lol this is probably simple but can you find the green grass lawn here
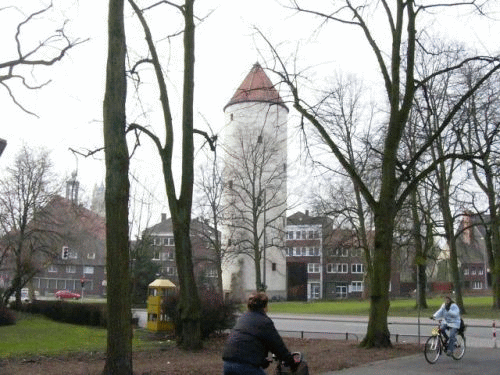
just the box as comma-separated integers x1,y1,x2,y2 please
268,296,500,320
1,296,498,359
0,312,170,359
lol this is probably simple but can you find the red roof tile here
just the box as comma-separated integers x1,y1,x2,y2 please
224,62,288,111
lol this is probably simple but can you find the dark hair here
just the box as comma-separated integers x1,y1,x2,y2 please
247,291,268,312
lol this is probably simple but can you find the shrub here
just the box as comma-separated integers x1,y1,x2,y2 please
20,300,107,327
162,289,238,340
0,304,16,326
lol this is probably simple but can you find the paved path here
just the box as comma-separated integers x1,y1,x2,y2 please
322,347,499,374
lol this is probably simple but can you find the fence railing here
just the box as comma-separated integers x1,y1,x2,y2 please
272,316,499,347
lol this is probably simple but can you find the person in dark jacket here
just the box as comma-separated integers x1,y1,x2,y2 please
223,291,298,374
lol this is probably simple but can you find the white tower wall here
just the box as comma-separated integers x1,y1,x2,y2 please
221,99,288,301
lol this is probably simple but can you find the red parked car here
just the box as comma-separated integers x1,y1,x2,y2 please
55,290,81,300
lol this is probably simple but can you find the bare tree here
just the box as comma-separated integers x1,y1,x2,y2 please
223,124,288,292
0,2,85,116
127,0,215,350
308,75,377,298
459,67,500,309
264,0,500,347
0,146,60,306
102,0,132,372
193,148,227,295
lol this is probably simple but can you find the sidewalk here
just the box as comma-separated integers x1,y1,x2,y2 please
322,347,499,375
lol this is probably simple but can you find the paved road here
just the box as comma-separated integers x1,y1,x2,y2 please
131,310,500,373
322,347,499,375
268,314,498,348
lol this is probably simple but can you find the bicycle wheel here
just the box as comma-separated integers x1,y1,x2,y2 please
451,333,466,360
424,335,441,364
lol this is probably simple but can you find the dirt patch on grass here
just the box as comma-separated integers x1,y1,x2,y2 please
0,335,420,374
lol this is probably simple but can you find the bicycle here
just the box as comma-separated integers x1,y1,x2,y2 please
424,318,466,364
270,352,309,374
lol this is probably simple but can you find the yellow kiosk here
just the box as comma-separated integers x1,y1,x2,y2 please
146,278,176,332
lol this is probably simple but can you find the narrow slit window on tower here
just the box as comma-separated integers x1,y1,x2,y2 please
257,135,263,144
230,113,234,121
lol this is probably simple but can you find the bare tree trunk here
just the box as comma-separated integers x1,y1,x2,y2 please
103,0,132,373
361,211,393,348
172,212,202,350
411,188,428,309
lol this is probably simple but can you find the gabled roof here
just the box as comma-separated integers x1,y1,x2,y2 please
456,212,488,263
224,62,288,112
143,215,218,238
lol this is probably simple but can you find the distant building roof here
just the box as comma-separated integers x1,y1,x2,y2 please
456,212,488,263
143,214,218,238
287,211,332,227
224,62,288,112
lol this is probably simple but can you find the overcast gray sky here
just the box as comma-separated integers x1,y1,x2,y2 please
2,0,499,230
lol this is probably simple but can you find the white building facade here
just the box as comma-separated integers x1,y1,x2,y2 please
221,63,288,301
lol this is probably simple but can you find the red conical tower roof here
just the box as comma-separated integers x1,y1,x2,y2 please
224,63,288,112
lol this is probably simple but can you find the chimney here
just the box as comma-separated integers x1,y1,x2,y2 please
305,210,309,217
161,213,167,222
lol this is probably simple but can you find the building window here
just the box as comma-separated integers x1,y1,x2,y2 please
302,231,307,239
293,247,300,256
66,266,76,274
48,265,58,273
68,249,78,259
87,252,96,259
472,281,483,289
471,267,476,275
351,264,364,274
307,263,321,273
205,269,217,278
296,231,301,239
327,263,348,273
169,237,175,245
350,281,364,292
287,231,293,239
152,251,160,260
351,248,363,257
308,231,314,239
272,262,277,271
83,266,94,274
301,247,307,256
478,267,484,275
165,267,176,276
463,268,469,275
